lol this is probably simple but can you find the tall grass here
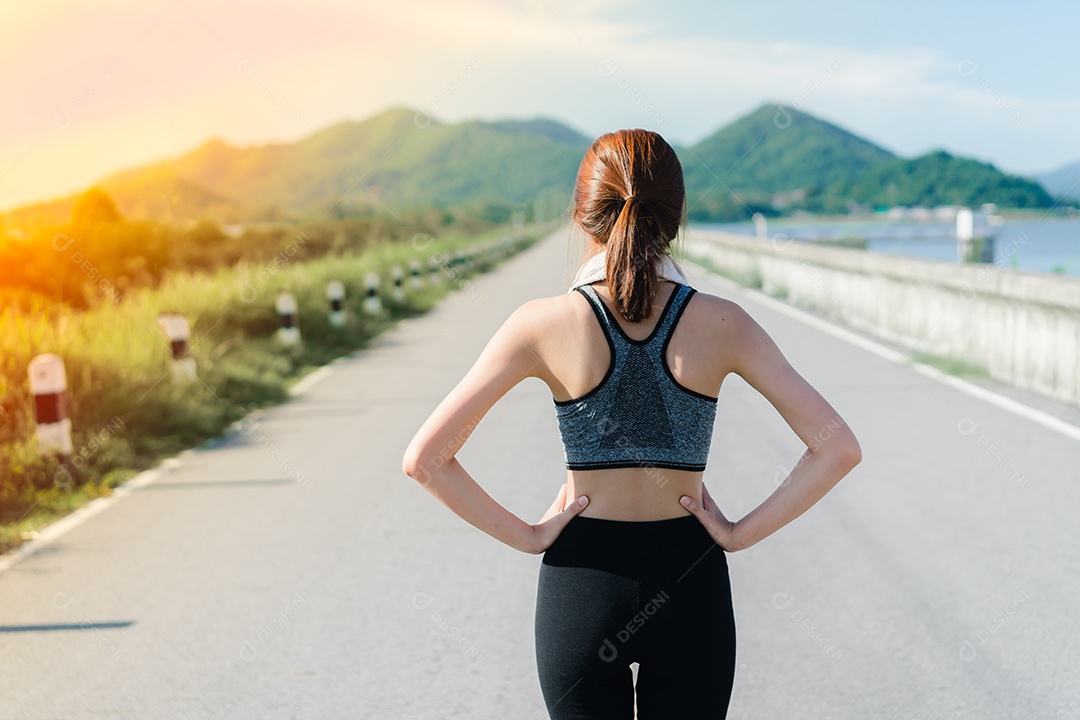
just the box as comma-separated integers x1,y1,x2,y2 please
0,225,544,553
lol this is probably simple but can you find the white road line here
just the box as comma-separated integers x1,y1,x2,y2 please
288,364,335,396
688,256,1080,445
0,461,171,576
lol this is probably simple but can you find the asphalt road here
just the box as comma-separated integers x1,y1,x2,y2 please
1,225,1077,719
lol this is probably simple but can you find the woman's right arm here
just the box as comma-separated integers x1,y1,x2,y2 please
681,300,862,551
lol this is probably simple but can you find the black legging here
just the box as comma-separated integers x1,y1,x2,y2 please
535,514,737,719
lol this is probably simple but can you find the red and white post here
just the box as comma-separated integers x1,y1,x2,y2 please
391,265,405,301
156,312,197,383
410,258,423,289
326,280,346,328
28,354,73,456
275,291,301,345
363,272,381,315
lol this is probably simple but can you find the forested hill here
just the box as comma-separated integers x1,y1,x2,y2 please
3,108,593,227
678,104,1054,218
3,104,1058,228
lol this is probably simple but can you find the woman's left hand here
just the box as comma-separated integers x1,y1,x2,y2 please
680,483,745,552
527,483,589,554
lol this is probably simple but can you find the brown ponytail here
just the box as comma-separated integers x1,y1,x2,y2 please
572,129,684,322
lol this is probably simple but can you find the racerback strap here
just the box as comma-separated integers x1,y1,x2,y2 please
577,283,691,349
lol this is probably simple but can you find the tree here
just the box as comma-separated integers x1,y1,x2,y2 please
71,187,122,227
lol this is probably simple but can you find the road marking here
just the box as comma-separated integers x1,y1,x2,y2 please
0,461,171,576
688,258,1080,445
288,364,335,396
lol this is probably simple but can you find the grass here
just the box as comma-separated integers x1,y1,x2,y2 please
0,223,548,555
767,284,790,300
910,352,990,379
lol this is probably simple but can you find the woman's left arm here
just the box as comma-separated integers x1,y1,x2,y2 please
401,299,588,554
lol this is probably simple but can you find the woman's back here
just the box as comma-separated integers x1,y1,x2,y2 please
528,276,742,520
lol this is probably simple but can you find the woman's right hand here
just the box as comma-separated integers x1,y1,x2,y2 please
680,484,747,552
528,483,589,554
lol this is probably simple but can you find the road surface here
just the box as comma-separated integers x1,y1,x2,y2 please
1,225,1077,719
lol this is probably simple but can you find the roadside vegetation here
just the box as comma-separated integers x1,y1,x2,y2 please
0,188,550,554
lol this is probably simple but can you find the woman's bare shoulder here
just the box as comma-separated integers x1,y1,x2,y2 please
683,288,754,338
527,290,590,317
502,292,587,342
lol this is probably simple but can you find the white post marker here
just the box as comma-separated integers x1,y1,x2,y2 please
429,255,442,284
392,265,405,300
28,354,74,456
410,258,423,289
753,212,767,241
275,291,301,345
956,207,974,262
363,272,382,315
155,312,197,383
326,280,346,328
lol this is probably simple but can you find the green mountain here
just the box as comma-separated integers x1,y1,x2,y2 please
846,150,1054,209
169,108,592,215
4,107,591,227
2,103,1059,229
680,103,1054,218
680,104,893,196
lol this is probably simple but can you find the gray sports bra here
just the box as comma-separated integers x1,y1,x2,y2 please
553,282,718,471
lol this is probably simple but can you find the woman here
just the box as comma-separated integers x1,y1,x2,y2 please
402,129,862,718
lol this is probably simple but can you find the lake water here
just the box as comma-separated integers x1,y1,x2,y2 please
694,217,1080,277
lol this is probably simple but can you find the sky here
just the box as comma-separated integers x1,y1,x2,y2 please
2,0,1078,211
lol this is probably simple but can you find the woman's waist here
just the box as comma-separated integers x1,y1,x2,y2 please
567,468,702,522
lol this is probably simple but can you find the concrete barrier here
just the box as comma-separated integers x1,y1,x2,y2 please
683,227,1080,407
